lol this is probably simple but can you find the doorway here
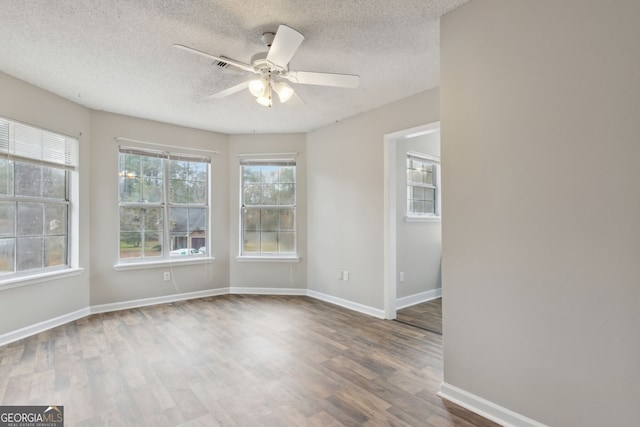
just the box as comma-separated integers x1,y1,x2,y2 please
384,122,442,332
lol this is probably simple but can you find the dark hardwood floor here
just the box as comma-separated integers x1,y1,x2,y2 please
396,298,443,334
0,295,495,426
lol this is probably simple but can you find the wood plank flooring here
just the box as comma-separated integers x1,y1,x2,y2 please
396,298,443,334
0,295,496,426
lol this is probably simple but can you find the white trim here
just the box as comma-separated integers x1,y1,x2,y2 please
396,288,442,310
404,216,441,223
115,137,220,155
113,257,215,271
384,121,441,320
0,307,90,347
229,287,307,295
0,287,388,348
0,268,84,291
235,256,300,263
306,290,385,319
236,152,298,158
91,288,229,314
438,383,548,427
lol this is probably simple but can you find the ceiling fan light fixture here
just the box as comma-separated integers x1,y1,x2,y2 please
249,78,267,98
256,84,273,107
273,81,294,103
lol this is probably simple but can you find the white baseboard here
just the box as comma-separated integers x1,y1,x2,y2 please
90,287,230,314
396,287,442,310
1,287,384,347
306,290,385,319
438,382,547,427
0,307,91,347
229,287,307,296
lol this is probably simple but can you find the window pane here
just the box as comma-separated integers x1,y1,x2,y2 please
120,233,142,258
169,160,208,204
0,202,15,237
278,232,295,253
17,237,43,271
261,232,277,252
169,207,188,232
119,207,163,258
243,231,260,253
0,159,14,196
261,209,277,231
188,181,207,204
168,207,205,255
262,184,278,205
42,167,66,199
143,232,162,258
261,166,278,184
120,207,144,232
119,176,141,202
244,183,261,205
243,166,261,184
244,208,260,231
279,166,295,183
45,235,66,267
0,238,15,274
45,204,67,235
278,209,295,231
15,162,42,197
188,208,206,232
17,203,43,236
278,184,295,205
142,177,163,203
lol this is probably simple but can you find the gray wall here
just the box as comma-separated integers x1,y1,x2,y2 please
441,0,640,425
89,111,230,305
396,132,441,300
228,133,307,290
307,89,440,310
0,72,91,335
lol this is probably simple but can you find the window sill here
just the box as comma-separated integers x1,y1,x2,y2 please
114,257,216,271
0,267,85,291
236,255,300,263
404,216,442,223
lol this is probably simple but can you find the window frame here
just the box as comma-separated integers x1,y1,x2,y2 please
116,145,212,266
238,158,299,261
405,151,441,222
0,116,81,288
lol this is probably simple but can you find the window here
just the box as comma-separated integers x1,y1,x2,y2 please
118,147,210,261
0,117,78,279
407,152,440,218
240,159,296,257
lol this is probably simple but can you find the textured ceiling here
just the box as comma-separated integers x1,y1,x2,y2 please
0,0,466,134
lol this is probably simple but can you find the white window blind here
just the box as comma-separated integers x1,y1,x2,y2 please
0,117,78,169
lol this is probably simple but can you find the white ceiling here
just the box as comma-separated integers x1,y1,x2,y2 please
0,0,466,134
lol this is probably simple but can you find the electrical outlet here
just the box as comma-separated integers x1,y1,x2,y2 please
399,272,405,282
343,271,349,281
163,272,170,281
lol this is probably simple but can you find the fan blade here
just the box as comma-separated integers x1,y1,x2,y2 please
286,71,360,88
173,44,255,73
266,25,304,69
211,81,250,98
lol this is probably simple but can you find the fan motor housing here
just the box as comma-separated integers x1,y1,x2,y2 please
251,52,287,75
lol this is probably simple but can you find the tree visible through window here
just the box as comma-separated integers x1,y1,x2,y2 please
241,160,296,256
118,147,209,260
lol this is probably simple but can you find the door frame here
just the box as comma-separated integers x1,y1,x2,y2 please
383,121,440,319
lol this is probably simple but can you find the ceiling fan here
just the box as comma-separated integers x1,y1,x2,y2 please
174,24,360,107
